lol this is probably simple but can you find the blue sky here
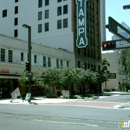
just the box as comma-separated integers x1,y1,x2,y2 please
106,0,130,40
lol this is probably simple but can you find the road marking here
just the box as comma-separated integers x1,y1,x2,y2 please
33,119,99,127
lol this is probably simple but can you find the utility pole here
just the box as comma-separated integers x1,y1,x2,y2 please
22,24,32,102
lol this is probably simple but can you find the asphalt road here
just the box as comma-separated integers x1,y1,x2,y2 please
0,104,129,130
96,94,130,103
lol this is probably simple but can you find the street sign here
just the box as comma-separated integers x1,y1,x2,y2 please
75,0,88,48
25,93,31,101
102,38,130,51
106,17,130,43
116,40,130,49
26,72,33,76
107,73,116,79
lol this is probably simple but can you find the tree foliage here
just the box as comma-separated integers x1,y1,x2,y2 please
121,49,130,77
101,58,110,72
120,80,130,88
18,66,108,88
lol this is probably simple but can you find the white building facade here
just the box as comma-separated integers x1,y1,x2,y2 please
0,34,75,75
0,0,74,52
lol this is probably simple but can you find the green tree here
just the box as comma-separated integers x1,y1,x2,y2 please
41,68,62,87
60,67,76,90
101,58,110,89
101,58,110,73
121,49,130,77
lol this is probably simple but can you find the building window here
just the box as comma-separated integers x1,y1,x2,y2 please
1,49,5,62
38,11,42,20
38,0,42,8
63,5,68,14
63,18,68,28
57,6,62,16
8,50,13,62
83,49,86,56
56,59,59,68
21,52,24,61
78,48,80,55
57,20,62,29
57,0,62,2
14,18,18,26
45,0,49,6
60,60,63,67
34,55,37,63
48,57,51,67
45,22,49,32
45,10,49,19
38,24,42,33
43,56,46,67
14,29,18,37
15,6,18,14
2,9,7,17
77,61,80,68
67,61,69,67
98,65,100,71
88,63,90,69
15,0,18,2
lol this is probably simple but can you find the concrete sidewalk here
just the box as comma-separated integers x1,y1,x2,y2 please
0,98,84,105
0,94,120,105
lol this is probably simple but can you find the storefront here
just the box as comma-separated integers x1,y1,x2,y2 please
0,73,19,98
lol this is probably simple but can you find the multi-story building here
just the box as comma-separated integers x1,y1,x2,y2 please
0,0,105,71
0,34,75,97
102,22,129,90
0,0,106,96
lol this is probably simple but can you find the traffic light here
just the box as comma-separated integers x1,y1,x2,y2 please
25,62,30,71
102,40,116,51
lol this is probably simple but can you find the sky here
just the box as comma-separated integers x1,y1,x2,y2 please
106,0,130,40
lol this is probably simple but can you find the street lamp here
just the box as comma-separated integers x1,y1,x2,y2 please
123,5,130,10
22,24,32,102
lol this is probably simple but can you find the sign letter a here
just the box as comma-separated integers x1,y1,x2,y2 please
79,37,85,46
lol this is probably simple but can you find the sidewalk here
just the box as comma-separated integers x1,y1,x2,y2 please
0,94,120,105
0,98,84,105
0,93,128,107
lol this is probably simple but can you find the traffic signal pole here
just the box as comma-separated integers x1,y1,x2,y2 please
28,26,31,102
23,24,32,103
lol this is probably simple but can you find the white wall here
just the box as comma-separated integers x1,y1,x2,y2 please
0,34,75,74
0,0,74,52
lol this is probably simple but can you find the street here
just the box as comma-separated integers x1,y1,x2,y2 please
0,100,130,130
96,94,130,103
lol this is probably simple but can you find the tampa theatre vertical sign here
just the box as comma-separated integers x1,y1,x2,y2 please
76,0,88,48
